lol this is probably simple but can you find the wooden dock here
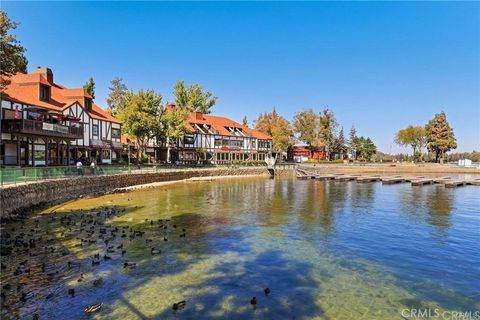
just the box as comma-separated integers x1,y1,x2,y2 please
356,175,381,183
296,169,479,188
381,176,404,185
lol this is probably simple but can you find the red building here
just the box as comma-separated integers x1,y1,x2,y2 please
287,143,327,163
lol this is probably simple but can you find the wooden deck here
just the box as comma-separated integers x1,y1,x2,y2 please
296,169,479,188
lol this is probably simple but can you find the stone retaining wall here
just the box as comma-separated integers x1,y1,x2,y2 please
0,167,272,219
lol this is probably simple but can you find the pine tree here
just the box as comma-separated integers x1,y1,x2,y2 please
356,136,377,161
242,116,249,127
348,125,358,159
83,77,95,99
425,112,457,163
106,77,128,115
332,127,347,158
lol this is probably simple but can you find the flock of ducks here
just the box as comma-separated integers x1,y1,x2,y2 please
0,205,272,319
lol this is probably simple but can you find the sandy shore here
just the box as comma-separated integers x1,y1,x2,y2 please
114,173,270,191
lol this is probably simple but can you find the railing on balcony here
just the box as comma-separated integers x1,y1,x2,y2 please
1,119,83,139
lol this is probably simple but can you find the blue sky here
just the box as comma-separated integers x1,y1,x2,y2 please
3,1,479,153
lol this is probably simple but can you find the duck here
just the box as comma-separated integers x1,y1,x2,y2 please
172,300,186,311
150,248,161,255
264,288,271,296
92,260,100,266
21,291,34,302
68,288,75,297
84,303,102,314
93,278,103,287
250,297,257,306
77,273,84,282
103,254,112,260
123,262,136,269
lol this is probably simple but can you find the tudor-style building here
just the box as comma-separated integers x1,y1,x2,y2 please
0,67,122,166
156,104,273,164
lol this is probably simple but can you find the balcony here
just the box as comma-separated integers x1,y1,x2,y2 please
1,119,83,139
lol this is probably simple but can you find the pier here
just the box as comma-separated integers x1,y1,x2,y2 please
296,169,479,188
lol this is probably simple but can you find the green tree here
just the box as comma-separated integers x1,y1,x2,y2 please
394,125,427,161
425,112,457,163
292,109,320,146
348,125,359,159
254,108,293,152
155,106,189,162
0,10,28,90
242,116,249,127
332,127,347,158
174,80,217,113
83,77,95,99
116,89,162,160
106,77,128,116
356,136,377,161
318,108,338,160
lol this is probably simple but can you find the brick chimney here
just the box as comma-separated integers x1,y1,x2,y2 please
33,66,53,84
194,112,203,120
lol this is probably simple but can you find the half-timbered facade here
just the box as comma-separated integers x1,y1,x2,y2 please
0,67,122,166
159,105,273,164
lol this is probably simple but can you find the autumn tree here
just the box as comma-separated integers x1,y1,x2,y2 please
292,109,320,146
394,125,427,161
425,112,457,163
83,77,95,99
116,89,162,160
0,10,28,90
318,108,338,160
106,77,128,116
254,108,293,152
174,80,217,114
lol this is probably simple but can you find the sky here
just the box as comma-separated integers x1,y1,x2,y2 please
3,1,479,153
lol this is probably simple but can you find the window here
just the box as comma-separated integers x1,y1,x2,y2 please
215,138,223,146
184,135,195,144
112,128,120,139
34,150,45,161
40,85,50,101
92,124,99,136
258,140,271,149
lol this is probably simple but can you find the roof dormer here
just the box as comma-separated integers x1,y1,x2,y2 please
39,84,51,101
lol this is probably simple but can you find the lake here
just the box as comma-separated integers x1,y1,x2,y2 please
1,177,479,319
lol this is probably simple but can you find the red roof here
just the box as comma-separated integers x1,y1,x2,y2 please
187,112,271,140
1,69,120,124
